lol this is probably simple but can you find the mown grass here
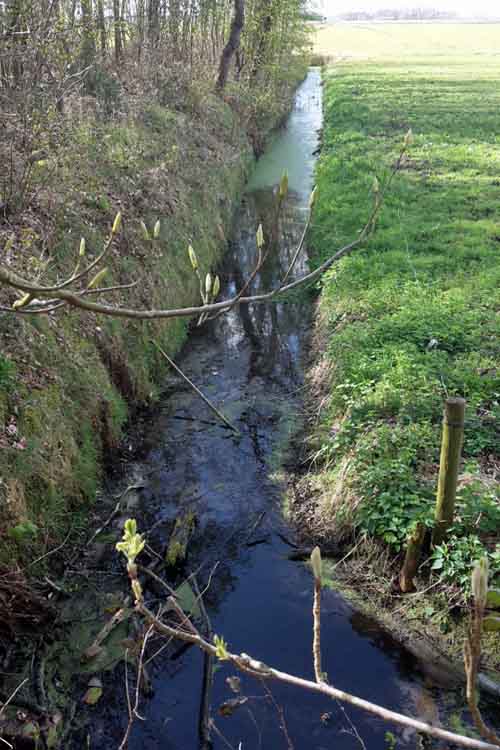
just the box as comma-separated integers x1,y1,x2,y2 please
309,54,500,591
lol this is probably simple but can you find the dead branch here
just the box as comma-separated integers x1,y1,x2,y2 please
153,341,240,434
136,599,500,750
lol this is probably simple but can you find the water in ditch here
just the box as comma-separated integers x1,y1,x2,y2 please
75,69,498,750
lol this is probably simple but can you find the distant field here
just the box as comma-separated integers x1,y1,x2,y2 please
313,22,500,62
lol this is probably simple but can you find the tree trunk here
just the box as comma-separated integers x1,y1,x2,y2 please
215,0,244,93
148,0,160,46
96,0,107,57
80,0,96,91
251,0,272,80
113,0,123,61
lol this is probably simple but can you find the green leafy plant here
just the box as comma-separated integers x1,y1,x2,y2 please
430,536,498,591
8,520,39,545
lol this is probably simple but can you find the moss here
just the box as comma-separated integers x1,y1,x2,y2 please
0,66,303,568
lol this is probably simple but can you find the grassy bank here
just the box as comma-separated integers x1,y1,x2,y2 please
0,66,306,575
300,29,500,659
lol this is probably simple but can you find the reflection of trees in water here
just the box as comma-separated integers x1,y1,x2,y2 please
222,188,309,383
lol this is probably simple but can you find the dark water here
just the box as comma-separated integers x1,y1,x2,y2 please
82,70,494,750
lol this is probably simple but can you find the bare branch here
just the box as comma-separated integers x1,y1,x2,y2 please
136,601,500,750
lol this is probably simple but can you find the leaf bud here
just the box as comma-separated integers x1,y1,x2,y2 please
213,275,220,298
256,224,264,249
88,267,108,289
310,546,322,581
188,244,198,271
205,273,212,296
140,220,150,241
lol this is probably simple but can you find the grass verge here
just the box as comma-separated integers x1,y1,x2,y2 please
298,53,500,666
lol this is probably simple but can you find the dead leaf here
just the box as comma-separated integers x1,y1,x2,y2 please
218,697,248,717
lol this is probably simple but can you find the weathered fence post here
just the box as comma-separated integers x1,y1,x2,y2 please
431,397,466,548
399,522,425,593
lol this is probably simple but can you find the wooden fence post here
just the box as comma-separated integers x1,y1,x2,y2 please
431,397,466,548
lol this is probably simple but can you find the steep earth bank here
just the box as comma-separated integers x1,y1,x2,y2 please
0,68,305,581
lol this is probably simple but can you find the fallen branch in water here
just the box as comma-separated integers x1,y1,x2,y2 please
153,341,240,435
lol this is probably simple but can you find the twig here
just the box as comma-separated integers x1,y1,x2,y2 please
312,575,322,683
82,602,132,661
119,624,154,750
0,678,28,718
0,141,406,320
153,341,240,434
136,601,500,750
464,578,500,747
261,681,294,750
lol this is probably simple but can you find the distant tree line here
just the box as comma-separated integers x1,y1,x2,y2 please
0,0,309,219
0,0,309,133
338,7,458,21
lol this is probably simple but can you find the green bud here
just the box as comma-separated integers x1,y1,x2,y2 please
88,267,108,289
112,212,122,234
214,634,229,661
153,220,161,239
12,293,31,310
79,238,86,257
140,220,150,241
310,546,322,581
372,176,380,194
279,171,289,199
188,244,198,271
205,272,212,296
404,128,414,147
309,186,317,209
116,518,145,564
132,579,143,602
213,275,220,298
256,224,264,249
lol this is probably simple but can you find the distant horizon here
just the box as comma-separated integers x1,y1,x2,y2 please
315,1,499,20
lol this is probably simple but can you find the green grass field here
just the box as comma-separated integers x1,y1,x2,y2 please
309,27,500,593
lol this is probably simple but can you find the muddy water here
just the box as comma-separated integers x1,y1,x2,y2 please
80,70,490,749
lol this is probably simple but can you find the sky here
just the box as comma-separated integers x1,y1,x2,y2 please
320,0,498,16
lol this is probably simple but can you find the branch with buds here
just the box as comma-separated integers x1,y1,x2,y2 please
464,558,500,747
115,518,500,750
0,132,413,321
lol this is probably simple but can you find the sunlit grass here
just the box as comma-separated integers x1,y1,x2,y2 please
310,48,500,583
